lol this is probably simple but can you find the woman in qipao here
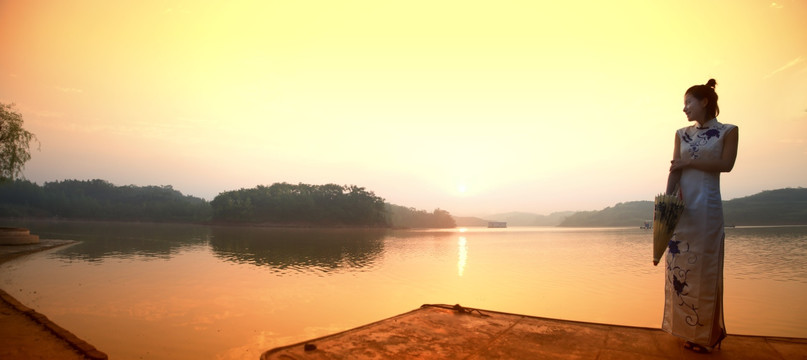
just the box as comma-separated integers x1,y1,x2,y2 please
663,79,739,353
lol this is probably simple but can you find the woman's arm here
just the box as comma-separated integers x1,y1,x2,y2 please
666,133,682,195
670,127,739,173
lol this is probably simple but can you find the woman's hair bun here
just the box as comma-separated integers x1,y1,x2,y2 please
706,79,717,88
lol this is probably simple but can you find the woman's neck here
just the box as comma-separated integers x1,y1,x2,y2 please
695,117,713,128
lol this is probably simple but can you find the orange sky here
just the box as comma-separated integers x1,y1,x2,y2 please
1,0,805,216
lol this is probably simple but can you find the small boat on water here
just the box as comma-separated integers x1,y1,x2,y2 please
487,221,507,228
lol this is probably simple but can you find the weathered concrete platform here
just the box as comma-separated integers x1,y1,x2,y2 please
0,227,40,245
262,304,807,359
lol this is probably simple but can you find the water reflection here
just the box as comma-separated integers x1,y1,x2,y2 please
0,220,210,262
726,226,807,283
457,236,467,277
2,223,806,359
209,227,387,274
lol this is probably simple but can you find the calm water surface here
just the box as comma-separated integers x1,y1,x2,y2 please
1,220,806,359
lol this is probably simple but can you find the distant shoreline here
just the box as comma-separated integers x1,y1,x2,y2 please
5,217,806,233
0,217,430,231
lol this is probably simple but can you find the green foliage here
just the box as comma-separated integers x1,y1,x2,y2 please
210,183,389,227
385,204,456,228
0,179,458,228
0,179,212,222
0,103,37,182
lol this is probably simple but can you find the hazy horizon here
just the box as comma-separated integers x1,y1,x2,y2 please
2,1,805,217
9,177,803,219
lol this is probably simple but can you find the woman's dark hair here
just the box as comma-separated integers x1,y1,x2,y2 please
685,79,719,120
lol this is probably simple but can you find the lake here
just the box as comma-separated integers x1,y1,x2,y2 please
1,220,806,359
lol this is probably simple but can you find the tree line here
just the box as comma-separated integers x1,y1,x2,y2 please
0,179,456,228
0,179,211,222
211,183,388,226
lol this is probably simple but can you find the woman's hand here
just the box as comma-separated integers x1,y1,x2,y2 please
670,158,691,172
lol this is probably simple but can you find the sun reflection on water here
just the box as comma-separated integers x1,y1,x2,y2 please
458,236,467,277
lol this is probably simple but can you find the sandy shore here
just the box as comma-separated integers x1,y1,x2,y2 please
0,239,108,360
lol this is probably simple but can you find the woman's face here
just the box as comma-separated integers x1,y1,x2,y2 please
683,94,707,122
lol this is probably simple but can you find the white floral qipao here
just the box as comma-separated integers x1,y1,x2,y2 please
662,118,736,346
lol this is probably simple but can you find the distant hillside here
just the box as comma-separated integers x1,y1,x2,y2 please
386,204,456,228
558,201,652,227
722,188,807,226
558,187,807,227
453,211,576,227
485,211,575,226
453,216,490,227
